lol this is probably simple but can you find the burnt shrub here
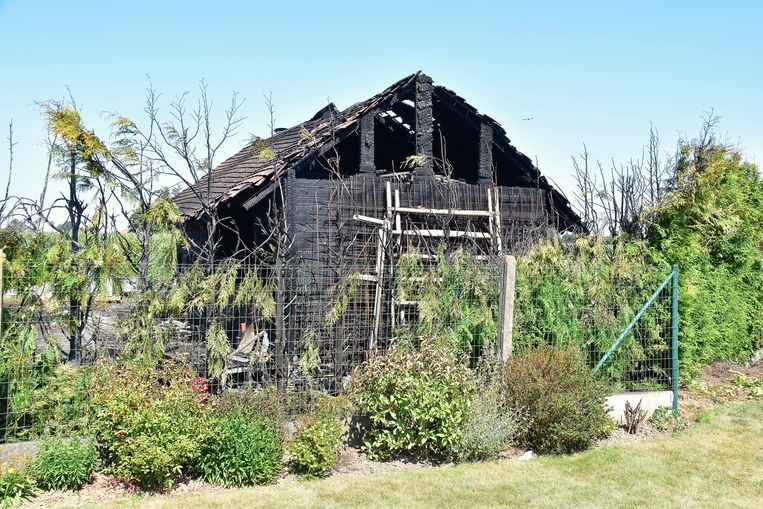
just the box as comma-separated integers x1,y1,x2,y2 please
503,346,612,454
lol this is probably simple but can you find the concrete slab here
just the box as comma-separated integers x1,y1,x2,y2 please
0,440,38,469
605,391,673,424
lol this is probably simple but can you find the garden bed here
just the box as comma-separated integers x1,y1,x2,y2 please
6,355,760,509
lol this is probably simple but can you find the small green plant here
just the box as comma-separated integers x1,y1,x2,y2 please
88,361,210,489
195,411,283,486
31,435,98,491
503,346,612,454
0,463,36,509
351,342,473,460
649,406,678,431
732,371,763,398
289,396,348,478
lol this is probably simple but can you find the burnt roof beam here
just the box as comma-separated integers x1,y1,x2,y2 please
360,109,376,173
478,122,494,187
414,74,434,177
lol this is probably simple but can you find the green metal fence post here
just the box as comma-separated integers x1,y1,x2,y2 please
671,264,679,416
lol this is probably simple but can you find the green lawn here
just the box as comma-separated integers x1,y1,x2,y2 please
80,402,762,509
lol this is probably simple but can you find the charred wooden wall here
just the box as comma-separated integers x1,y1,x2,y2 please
278,173,558,389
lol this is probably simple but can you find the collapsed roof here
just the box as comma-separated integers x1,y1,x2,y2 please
174,72,580,228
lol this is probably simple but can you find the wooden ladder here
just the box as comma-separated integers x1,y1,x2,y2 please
353,181,503,354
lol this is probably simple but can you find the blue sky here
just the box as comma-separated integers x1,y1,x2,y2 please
0,0,761,202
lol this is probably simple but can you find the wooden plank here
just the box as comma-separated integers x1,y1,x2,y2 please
360,110,376,173
353,213,385,226
478,122,494,187
391,206,493,217
394,189,402,232
241,182,276,210
494,187,503,254
392,229,493,239
414,74,434,175
370,218,389,354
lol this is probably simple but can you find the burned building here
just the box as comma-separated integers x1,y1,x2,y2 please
173,72,581,389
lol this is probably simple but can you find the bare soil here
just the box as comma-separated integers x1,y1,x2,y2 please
600,421,665,446
21,474,220,509
678,358,762,421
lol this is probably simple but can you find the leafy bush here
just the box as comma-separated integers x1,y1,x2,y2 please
195,411,282,486
289,396,348,478
352,343,473,460
26,365,92,437
88,361,209,489
0,321,58,440
0,463,35,509
457,364,521,461
503,346,612,454
31,436,98,491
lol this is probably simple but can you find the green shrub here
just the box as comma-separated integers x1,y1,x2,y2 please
457,365,521,461
0,464,36,509
289,396,348,478
31,435,98,491
26,365,92,437
650,142,763,378
648,406,678,431
352,343,473,460
195,411,282,486
503,346,612,454
211,385,286,434
88,361,209,489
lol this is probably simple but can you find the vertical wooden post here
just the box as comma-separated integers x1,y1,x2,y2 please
359,110,376,173
414,74,434,176
478,122,494,187
498,255,516,362
274,247,286,392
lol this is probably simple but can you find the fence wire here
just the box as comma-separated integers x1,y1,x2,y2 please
0,251,677,442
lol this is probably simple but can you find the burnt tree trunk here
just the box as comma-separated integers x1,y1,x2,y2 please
67,151,82,364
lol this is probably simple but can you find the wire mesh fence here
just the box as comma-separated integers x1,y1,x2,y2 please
514,263,677,393
0,246,678,442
